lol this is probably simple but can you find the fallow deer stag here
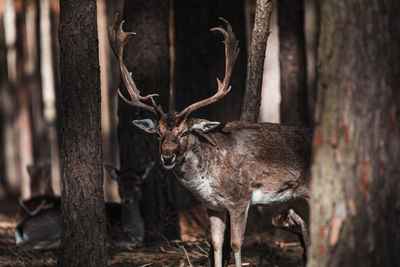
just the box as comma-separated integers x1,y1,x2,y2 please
14,163,154,249
110,15,312,266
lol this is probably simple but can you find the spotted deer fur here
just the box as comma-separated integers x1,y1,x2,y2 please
110,15,312,266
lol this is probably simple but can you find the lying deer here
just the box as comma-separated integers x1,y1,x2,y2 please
110,16,311,267
17,164,60,219
14,163,153,250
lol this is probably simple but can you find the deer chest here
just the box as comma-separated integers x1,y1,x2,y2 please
176,152,225,210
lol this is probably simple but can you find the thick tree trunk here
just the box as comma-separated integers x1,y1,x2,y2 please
309,1,400,266
119,0,179,241
278,0,309,127
58,1,106,266
175,0,247,122
241,0,272,123
174,0,248,244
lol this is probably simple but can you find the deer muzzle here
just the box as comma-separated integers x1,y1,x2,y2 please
161,153,176,169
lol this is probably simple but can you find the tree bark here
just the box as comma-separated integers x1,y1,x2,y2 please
119,0,179,241
240,0,272,123
58,0,106,266
278,0,310,127
309,1,400,266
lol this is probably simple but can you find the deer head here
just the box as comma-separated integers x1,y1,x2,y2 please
109,15,239,169
104,162,154,204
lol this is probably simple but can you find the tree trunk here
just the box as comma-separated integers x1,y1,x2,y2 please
174,0,248,244
119,0,179,241
0,2,8,199
16,0,34,200
58,0,106,266
240,0,272,123
309,1,400,266
1,0,21,197
175,0,247,122
25,0,49,171
278,0,309,127
97,0,119,202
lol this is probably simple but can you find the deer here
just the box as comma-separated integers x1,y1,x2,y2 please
14,163,154,250
17,164,60,219
109,15,312,267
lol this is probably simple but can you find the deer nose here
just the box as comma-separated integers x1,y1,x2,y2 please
161,153,176,165
122,198,134,205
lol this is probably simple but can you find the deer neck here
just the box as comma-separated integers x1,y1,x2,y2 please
121,202,144,235
174,133,217,179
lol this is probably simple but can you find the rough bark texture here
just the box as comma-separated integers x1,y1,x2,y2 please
119,0,179,241
58,1,106,266
278,0,310,127
309,1,400,266
241,0,272,123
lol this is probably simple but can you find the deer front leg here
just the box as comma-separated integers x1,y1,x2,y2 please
208,209,226,267
229,205,249,267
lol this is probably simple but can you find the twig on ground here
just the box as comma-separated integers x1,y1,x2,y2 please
180,245,193,267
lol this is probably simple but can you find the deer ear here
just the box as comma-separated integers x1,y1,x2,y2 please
135,162,155,181
132,119,158,134
190,119,220,133
141,162,155,181
104,165,120,180
27,164,36,177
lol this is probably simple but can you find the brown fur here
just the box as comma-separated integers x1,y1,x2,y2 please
136,116,312,267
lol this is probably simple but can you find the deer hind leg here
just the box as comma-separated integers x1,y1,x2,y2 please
229,205,249,267
207,209,226,267
272,209,309,263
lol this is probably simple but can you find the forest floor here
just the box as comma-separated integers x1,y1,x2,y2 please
0,200,303,267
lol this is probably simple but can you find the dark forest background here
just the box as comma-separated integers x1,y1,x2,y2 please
0,0,399,266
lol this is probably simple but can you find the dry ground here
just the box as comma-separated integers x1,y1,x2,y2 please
0,201,303,266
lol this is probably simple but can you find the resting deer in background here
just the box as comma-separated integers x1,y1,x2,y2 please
17,164,60,219
110,16,312,267
14,163,154,250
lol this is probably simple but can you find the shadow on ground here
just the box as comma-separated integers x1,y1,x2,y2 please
0,201,303,266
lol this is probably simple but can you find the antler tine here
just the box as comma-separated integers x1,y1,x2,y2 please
109,14,161,116
177,18,239,119
151,97,166,118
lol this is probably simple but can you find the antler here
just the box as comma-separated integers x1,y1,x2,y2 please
109,14,165,118
176,18,240,119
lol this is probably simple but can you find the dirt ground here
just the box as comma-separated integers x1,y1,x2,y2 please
0,201,303,267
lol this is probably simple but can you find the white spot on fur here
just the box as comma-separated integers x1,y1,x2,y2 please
251,189,294,205
33,240,60,250
178,151,222,209
220,149,227,157
14,230,24,245
191,121,220,132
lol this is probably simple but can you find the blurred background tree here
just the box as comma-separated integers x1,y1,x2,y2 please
309,0,400,266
